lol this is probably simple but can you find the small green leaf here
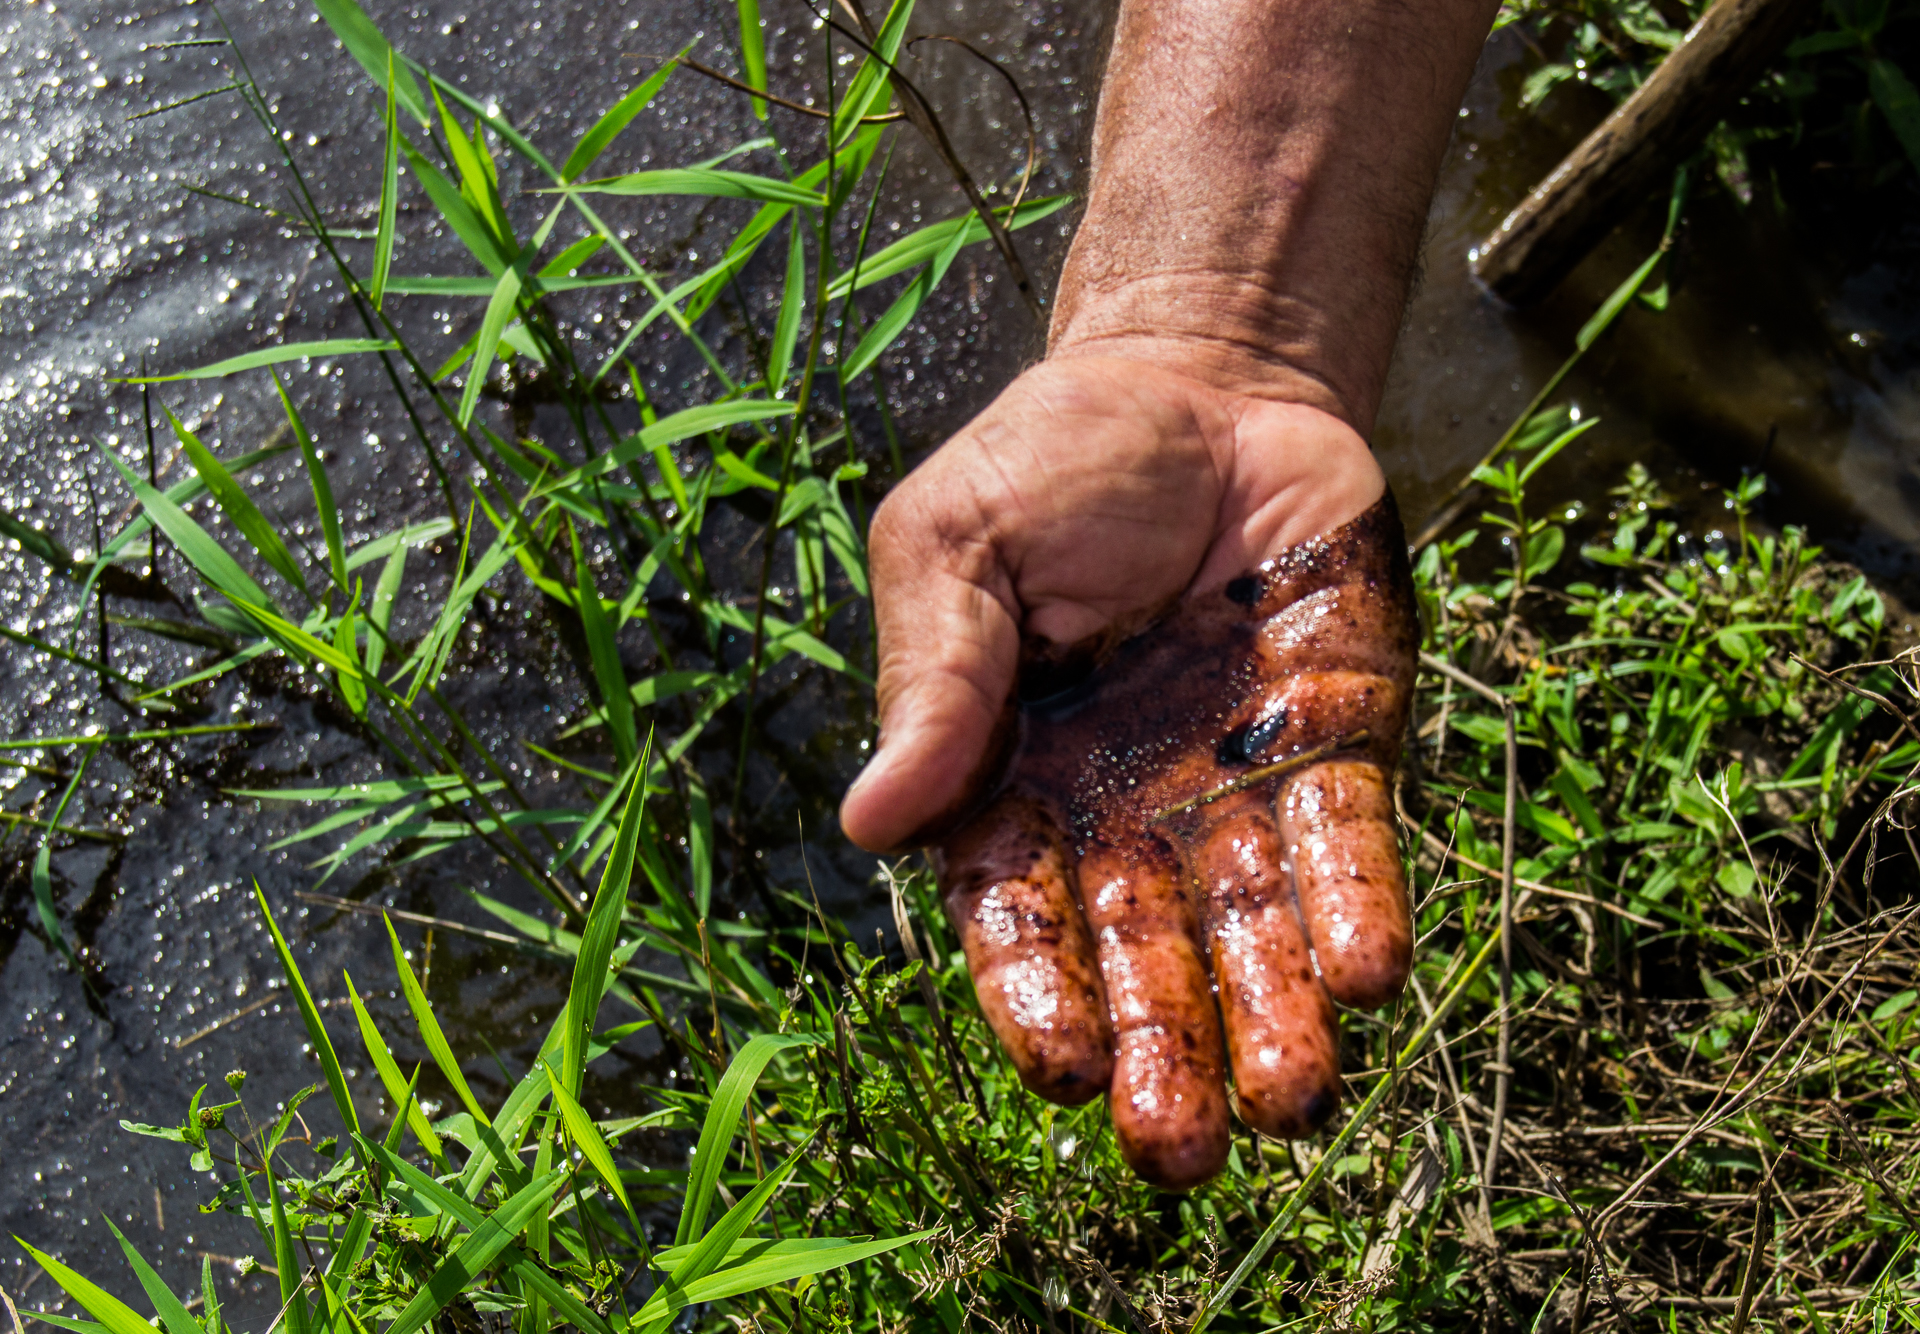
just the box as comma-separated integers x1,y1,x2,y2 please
1869,58,1920,174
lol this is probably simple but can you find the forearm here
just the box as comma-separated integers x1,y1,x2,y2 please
1049,0,1498,435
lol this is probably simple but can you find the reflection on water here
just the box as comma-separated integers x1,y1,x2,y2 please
3,0,1918,1308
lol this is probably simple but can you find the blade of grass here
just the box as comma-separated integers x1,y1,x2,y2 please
165,406,307,598
14,1241,163,1334
94,442,278,615
540,1060,640,1230
736,0,768,118
344,971,447,1167
563,48,688,182
384,913,491,1126
120,340,400,383
563,755,649,1096
568,519,637,767
675,1032,823,1247
839,218,969,382
253,883,361,1146
30,746,95,976
274,371,347,595
311,0,428,124
556,168,826,206
767,218,805,392
369,54,401,309
382,1170,566,1334
100,1220,202,1334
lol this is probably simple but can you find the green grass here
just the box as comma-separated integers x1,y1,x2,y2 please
5,1,1920,1331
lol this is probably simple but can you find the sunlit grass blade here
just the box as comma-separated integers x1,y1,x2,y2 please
557,168,827,206
344,971,447,1166
541,1059,639,1229
311,0,428,124
767,218,804,392
102,1218,202,1334
166,406,307,598
830,0,915,144
370,54,401,308
31,748,93,976
433,86,514,251
458,263,524,427
651,1228,937,1321
537,400,796,495
675,1032,823,1246
365,541,405,679
736,0,768,118
1576,247,1663,352
15,1239,167,1334
96,443,278,615
384,913,492,1125
262,1153,310,1334
120,339,399,383
563,47,688,182
400,139,509,275
825,194,1070,299
563,755,649,1096
569,520,637,766
273,370,347,595
253,884,360,1146
840,220,970,382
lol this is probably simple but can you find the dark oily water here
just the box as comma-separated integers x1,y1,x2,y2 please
4,0,1920,1315
0,0,1099,1308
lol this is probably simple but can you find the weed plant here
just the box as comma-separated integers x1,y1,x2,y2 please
4,1,1919,1332
1496,0,1920,202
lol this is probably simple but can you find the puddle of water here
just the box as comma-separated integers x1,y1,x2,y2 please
0,0,1101,1309
5,0,1919,1314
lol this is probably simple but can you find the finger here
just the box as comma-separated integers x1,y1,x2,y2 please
1190,795,1342,1139
1279,761,1412,1011
841,484,1020,854
934,791,1114,1105
1078,834,1229,1190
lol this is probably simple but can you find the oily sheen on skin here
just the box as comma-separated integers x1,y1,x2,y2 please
932,496,1419,1190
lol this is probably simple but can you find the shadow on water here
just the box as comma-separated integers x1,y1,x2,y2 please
2,0,1917,1315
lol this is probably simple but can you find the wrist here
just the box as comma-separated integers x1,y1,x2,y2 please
1046,268,1388,437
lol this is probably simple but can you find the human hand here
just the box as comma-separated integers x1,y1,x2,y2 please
839,354,1419,1189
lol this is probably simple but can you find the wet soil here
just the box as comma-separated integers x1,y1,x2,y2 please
3,0,1918,1317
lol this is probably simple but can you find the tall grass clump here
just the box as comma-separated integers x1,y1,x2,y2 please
4,1,1919,1331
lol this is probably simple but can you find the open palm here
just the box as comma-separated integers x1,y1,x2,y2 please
840,354,1417,1188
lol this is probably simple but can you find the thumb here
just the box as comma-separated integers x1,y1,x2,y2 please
839,503,1021,853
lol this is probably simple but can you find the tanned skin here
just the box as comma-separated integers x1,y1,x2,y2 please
838,0,1501,1188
